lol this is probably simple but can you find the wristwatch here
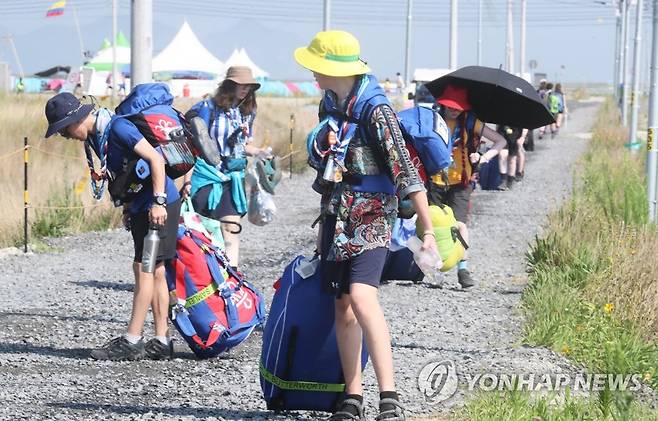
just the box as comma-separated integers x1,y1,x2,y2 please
153,195,167,207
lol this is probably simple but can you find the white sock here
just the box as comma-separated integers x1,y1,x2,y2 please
124,333,142,344
155,336,170,345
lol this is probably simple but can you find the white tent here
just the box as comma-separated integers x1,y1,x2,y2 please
86,46,131,71
223,48,269,79
153,21,224,77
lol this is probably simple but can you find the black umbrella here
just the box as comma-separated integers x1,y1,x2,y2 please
424,65,554,129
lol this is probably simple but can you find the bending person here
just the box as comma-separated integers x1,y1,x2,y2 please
44,92,182,361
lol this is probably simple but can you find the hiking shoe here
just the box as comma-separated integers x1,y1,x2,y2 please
90,336,145,361
145,338,174,360
457,269,476,288
497,181,510,191
328,397,365,420
376,398,405,421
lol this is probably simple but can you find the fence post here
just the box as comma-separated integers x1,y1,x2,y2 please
289,114,295,179
23,136,29,253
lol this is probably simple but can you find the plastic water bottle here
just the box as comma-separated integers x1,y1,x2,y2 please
141,225,161,274
406,236,444,286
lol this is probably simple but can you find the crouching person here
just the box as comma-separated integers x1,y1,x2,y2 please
44,92,182,361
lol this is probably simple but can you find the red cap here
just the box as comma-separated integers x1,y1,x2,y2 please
436,85,471,111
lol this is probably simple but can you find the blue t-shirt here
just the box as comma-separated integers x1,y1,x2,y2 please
105,117,180,213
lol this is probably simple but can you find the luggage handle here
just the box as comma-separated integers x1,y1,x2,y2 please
173,305,226,350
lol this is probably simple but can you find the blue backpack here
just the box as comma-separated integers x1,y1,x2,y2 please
397,106,452,176
116,83,196,179
106,83,197,205
477,155,501,190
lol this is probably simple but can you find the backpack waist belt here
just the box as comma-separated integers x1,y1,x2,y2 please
343,174,395,195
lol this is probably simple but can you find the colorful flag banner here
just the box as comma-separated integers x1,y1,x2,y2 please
46,1,66,17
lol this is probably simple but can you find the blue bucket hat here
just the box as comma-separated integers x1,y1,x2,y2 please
44,92,94,138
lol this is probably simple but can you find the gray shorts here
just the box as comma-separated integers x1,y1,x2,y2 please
428,184,472,223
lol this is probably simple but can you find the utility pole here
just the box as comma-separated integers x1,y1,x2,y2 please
70,1,86,61
648,0,658,220
506,0,514,73
405,0,412,85
629,0,644,149
450,0,457,70
323,0,330,31
477,0,482,65
111,0,118,107
2,35,24,78
621,0,630,125
614,3,622,102
520,0,527,77
131,0,153,88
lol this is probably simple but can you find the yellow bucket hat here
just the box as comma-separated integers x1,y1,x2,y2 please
294,30,371,77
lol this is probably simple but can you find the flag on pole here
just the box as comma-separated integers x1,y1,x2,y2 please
46,1,66,17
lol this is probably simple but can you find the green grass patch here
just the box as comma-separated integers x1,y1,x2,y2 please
459,98,658,418
459,388,658,421
25,184,121,248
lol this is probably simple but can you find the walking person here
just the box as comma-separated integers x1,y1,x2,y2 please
295,30,439,420
44,91,184,361
495,125,528,190
395,72,405,94
428,84,506,288
185,66,271,272
541,82,559,138
553,83,567,131
537,79,548,139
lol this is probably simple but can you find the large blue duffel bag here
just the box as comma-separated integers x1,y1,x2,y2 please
260,255,369,412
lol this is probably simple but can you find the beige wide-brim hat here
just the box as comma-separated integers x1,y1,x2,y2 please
224,66,261,90
294,30,371,77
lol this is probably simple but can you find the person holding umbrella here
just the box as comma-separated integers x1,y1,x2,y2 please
428,84,507,288
424,67,553,288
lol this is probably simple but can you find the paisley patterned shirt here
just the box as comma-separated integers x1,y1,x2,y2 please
323,104,425,262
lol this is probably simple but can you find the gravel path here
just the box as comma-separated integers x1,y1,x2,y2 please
0,101,606,420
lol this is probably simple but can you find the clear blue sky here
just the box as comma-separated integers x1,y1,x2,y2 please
0,0,648,83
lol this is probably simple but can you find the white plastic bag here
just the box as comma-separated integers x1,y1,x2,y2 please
247,167,276,226
248,188,276,226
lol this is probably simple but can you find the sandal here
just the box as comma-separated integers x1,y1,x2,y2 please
375,397,405,421
327,397,365,421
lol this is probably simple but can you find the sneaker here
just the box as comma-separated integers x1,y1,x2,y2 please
90,336,145,361
515,171,524,182
497,181,510,191
145,338,174,360
496,175,509,191
328,397,365,421
376,397,405,421
457,269,476,288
